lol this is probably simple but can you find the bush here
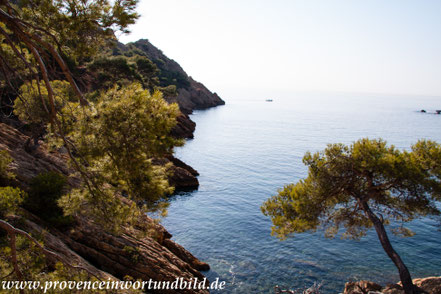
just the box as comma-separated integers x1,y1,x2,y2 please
24,171,72,227
55,84,182,230
0,150,14,186
14,80,75,125
0,186,26,217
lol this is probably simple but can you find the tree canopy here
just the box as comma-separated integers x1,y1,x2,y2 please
0,0,187,283
1,0,183,222
57,83,182,226
0,0,139,119
262,138,441,294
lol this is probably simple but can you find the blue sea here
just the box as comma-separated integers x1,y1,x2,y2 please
163,92,441,293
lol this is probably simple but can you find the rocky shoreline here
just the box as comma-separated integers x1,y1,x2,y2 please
121,39,225,190
0,38,225,292
344,277,441,294
0,122,211,294
121,39,225,140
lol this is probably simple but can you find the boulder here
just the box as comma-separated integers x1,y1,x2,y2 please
413,276,441,294
171,113,196,139
344,280,382,294
344,277,441,294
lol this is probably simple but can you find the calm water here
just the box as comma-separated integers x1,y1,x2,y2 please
163,93,441,293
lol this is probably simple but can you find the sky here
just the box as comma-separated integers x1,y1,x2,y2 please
119,0,441,98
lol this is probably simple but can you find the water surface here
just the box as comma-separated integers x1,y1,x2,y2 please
164,93,441,293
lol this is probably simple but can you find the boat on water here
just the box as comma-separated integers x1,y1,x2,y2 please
420,109,441,114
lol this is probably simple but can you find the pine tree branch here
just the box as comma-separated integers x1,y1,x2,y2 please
0,219,102,281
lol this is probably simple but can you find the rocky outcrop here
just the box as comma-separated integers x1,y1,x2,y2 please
123,39,225,139
168,164,199,191
7,211,210,294
166,77,225,114
0,122,209,293
344,281,383,294
62,216,210,294
344,277,441,294
0,121,80,190
153,155,199,191
171,113,196,139
0,122,198,191
128,39,225,115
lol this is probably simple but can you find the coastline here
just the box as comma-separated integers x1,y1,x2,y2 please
0,37,225,293
0,121,213,294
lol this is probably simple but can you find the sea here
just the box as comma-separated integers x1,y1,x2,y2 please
162,92,441,293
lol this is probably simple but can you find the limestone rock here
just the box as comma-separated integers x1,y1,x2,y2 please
63,216,210,294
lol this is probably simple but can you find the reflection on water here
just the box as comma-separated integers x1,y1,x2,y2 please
163,93,441,293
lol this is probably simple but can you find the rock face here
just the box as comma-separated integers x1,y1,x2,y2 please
1,118,199,191
344,277,441,294
128,39,225,115
167,155,200,191
171,113,196,139
0,122,209,294
124,39,225,139
129,39,215,184
166,76,225,114
343,281,384,294
7,212,210,294
0,121,80,190
153,155,199,191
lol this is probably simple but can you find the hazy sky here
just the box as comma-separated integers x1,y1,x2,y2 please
119,0,441,98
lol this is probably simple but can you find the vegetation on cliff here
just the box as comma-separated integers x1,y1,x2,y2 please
0,0,213,288
262,138,441,294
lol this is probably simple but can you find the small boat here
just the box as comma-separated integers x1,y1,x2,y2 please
265,99,273,102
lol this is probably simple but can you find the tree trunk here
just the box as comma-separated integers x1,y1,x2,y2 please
359,200,417,294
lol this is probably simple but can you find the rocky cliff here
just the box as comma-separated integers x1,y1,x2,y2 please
117,39,225,139
127,39,225,115
0,37,223,292
0,122,209,294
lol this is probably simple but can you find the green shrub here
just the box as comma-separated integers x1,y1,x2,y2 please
0,150,14,186
13,80,75,125
123,245,140,263
0,186,26,217
152,58,190,89
24,171,73,227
